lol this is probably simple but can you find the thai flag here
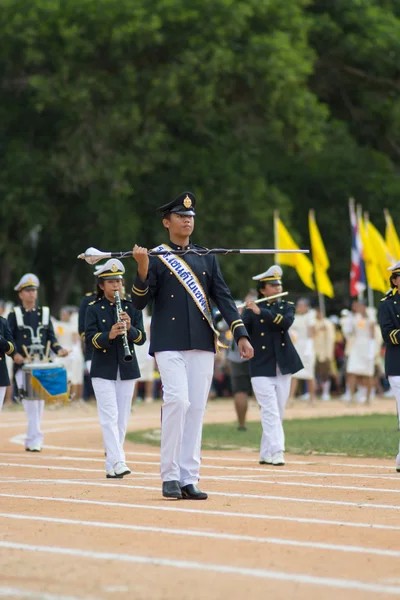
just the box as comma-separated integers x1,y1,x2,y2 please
349,199,366,297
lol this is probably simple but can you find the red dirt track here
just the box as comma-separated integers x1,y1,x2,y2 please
0,398,399,600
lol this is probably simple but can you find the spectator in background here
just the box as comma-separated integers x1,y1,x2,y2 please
290,298,316,404
330,315,346,396
344,299,376,404
314,308,335,401
53,306,84,400
134,305,155,403
226,290,257,431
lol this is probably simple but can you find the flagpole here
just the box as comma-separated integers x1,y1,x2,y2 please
310,209,325,317
274,210,280,266
355,203,366,303
363,210,374,308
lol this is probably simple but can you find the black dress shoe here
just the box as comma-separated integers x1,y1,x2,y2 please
181,484,208,500
162,480,182,499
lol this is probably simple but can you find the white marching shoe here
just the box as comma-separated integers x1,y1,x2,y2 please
271,451,285,466
259,456,272,465
25,444,42,452
114,462,131,477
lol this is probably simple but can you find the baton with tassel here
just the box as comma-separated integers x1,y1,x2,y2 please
78,246,309,265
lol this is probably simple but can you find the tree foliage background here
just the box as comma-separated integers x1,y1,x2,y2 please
1,0,400,311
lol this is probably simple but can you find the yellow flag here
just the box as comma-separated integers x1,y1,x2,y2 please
276,217,314,290
358,215,386,293
308,210,334,298
366,217,394,288
385,210,400,261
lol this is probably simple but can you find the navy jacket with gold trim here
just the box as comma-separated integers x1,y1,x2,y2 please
131,241,249,355
378,288,400,376
0,316,16,386
7,306,62,359
242,299,303,377
85,297,145,380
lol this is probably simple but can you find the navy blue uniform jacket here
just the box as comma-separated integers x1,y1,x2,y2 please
242,299,303,377
378,289,400,376
78,292,96,361
85,297,145,380
8,306,62,358
131,241,249,355
0,317,16,386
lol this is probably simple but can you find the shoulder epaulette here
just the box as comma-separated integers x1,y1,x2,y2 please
85,292,94,297
380,290,394,302
88,300,96,306
288,301,294,305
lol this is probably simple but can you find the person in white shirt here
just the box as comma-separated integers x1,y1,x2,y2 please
290,299,316,404
314,309,335,400
53,307,84,400
345,299,376,403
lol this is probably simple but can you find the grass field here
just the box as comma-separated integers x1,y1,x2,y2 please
127,413,400,458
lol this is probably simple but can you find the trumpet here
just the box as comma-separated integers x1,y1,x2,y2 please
215,291,288,317
237,290,288,310
114,291,133,362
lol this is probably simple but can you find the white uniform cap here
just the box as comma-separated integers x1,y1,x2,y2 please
252,265,283,283
14,273,40,292
388,260,400,273
95,259,125,279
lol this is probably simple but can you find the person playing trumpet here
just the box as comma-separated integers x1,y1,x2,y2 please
85,259,146,479
242,265,303,466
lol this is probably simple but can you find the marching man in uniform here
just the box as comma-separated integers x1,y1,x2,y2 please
0,316,16,411
85,259,146,479
8,273,68,451
378,260,400,472
132,192,254,499
243,266,303,466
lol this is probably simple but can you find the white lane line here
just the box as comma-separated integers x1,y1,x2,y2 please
1,480,400,511
2,541,400,595
2,463,400,495
2,453,399,482
12,440,397,471
0,458,400,489
0,587,100,600
0,418,100,429
8,422,397,471
2,512,400,558
2,491,400,530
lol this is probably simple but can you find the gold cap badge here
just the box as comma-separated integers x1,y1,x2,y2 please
183,195,192,209
110,263,119,273
273,268,281,278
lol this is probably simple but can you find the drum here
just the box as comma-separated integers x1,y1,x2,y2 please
22,362,69,404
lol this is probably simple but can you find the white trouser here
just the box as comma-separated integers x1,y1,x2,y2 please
0,387,5,412
155,350,214,486
92,372,135,472
251,372,292,458
388,376,400,464
22,400,45,448
15,368,45,448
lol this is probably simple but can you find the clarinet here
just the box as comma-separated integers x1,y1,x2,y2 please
114,291,133,362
